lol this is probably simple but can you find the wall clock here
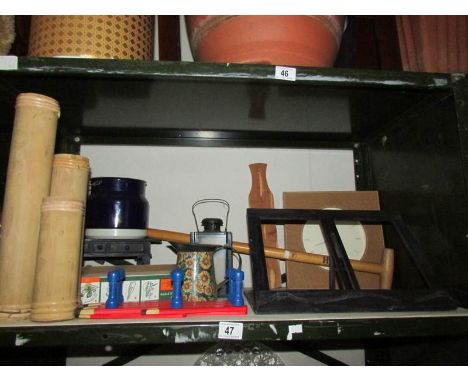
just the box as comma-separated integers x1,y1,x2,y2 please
302,208,367,267
283,191,385,289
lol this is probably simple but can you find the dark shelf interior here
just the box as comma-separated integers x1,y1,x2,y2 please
0,58,452,149
1,59,466,290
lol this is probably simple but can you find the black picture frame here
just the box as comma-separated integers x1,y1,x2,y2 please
245,208,461,314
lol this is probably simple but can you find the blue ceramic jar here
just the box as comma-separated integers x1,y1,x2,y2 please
84,177,149,239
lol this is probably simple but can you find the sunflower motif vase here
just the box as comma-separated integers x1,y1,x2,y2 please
175,245,218,302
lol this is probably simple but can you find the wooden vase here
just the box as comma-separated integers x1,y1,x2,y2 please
248,163,281,289
186,15,346,67
0,93,60,321
31,198,84,322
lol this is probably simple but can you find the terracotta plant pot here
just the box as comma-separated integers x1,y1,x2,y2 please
186,15,346,67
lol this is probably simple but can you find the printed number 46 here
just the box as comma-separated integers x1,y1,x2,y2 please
281,69,289,77
225,326,234,335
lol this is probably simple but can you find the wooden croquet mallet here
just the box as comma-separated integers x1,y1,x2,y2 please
147,228,395,289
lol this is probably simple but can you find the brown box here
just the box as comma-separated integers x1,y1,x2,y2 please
283,191,385,289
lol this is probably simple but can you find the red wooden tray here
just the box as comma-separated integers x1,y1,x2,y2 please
78,299,247,319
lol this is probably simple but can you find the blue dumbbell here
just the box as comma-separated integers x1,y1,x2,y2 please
105,268,125,309
227,267,236,301
228,268,244,307
170,268,184,309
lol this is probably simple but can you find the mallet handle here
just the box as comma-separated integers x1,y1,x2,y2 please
147,228,391,281
380,248,395,290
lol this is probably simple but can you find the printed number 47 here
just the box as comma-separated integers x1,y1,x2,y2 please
225,326,234,335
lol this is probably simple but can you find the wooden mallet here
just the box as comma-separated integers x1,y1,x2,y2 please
147,228,395,290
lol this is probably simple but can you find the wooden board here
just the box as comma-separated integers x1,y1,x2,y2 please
283,191,385,289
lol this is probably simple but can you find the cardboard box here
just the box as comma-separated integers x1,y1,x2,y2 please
283,191,385,289
80,264,174,305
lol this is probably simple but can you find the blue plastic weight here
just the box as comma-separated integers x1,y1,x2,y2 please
170,268,184,309
105,268,125,309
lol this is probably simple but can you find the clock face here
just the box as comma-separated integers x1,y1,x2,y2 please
302,208,367,265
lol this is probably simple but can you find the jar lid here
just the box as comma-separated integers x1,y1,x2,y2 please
201,218,223,232
89,177,147,194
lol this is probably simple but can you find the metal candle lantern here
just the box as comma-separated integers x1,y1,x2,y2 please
189,199,234,296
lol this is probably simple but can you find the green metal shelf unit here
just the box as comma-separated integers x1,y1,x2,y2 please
0,58,467,354
1,57,467,291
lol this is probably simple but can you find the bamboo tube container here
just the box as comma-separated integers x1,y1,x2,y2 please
0,93,60,320
31,198,84,322
49,154,90,307
50,154,90,204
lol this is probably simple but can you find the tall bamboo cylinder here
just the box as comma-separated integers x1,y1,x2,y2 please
0,93,60,320
50,154,90,204
31,198,84,322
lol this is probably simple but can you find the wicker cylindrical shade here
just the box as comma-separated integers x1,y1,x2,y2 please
28,15,154,59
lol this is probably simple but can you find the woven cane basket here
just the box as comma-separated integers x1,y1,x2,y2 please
28,16,154,59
